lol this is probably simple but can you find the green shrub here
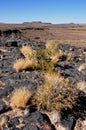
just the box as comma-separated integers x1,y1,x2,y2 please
35,49,55,72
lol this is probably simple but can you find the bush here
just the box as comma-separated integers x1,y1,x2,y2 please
35,49,55,72
13,41,64,72
10,87,31,108
32,72,78,112
13,58,35,72
20,45,33,58
13,58,26,72
46,40,64,62
24,58,35,70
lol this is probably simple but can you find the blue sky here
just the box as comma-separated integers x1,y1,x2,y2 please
0,0,86,24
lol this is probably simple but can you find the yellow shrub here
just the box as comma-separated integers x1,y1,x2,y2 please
20,45,33,58
46,40,64,62
13,59,26,72
32,72,78,112
46,40,59,51
50,49,64,62
13,58,35,72
10,87,31,108
24,58,35,69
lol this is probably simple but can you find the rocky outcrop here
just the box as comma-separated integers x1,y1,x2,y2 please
0,39,86,129
0,29,21,40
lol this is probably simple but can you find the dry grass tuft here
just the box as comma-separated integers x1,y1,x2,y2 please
46,40,64,62
46,40,59,50
10,87,31,108
50,49,64,62
13,58,26,72
24,58,35,69
13,58,35,72
32,72,78,112
20,45,33,58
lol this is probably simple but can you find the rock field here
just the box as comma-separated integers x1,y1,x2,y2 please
0,36,86,130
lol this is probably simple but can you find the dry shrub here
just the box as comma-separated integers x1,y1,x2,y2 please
14,42,63,72
32,72,78,112
46,40,59,50
50,49,64,62
13,58,35,72
10,87,31,108
46,40,64,62
13,59,26,72
20,45,33,58
24,58,35,69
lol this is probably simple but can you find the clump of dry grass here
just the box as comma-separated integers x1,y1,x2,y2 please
50,49,64,62
13,45,36,72
14,41,64,72
13,58,26,72
46,40,64,62
32,72,78,112
20,45,33,58
13,58,35,72
10,87,31,108
24,58,35,69
46,40,59,50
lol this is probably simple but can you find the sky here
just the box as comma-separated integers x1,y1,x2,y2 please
0,0,86,24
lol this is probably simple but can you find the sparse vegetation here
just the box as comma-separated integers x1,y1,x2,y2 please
10,87,31,108
46,40,59,50
13,58,35,72
24,58,35,70
32,72,78,112
13,41,64,72
46,40,64,62
13,41,77,112
35,48,55,72
13,58,26,72
20,45,33,58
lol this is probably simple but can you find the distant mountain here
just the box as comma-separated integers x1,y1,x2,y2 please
22,21,52,24
0,22,5,24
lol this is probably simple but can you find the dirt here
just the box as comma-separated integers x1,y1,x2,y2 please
0,23,86,47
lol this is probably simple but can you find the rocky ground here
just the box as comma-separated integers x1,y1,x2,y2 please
0,35,86,130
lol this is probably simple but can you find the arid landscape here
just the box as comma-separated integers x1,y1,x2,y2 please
1,23,86,47
0,23,86,130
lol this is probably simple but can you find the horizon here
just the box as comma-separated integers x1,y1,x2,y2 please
0,0,86,24
1,21,86,25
